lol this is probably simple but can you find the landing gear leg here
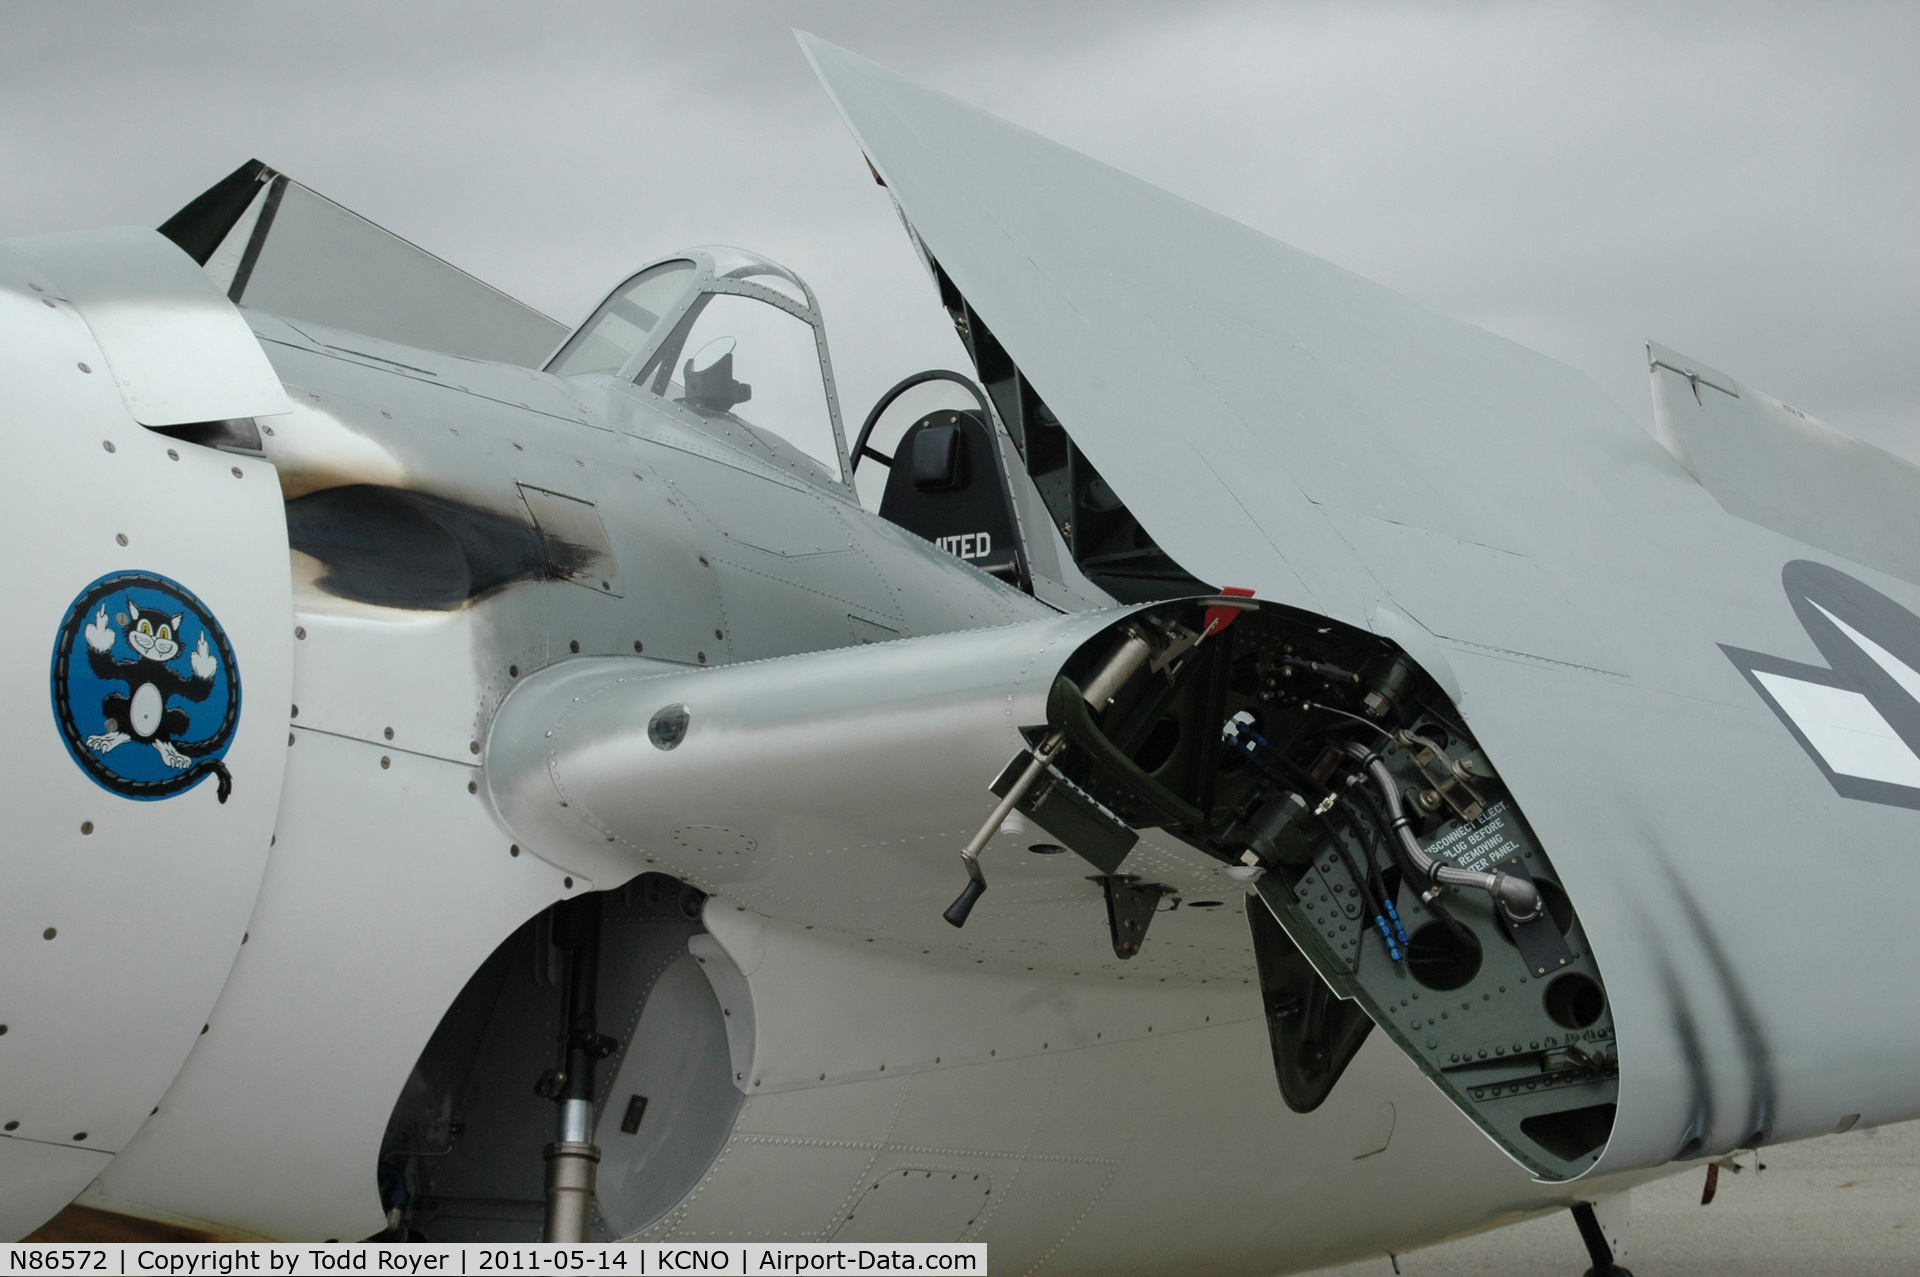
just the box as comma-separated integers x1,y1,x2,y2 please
539,896,617,1242
1571,1201,1633,1277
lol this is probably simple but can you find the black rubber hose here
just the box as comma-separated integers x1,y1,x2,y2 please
1419,890,1481,952
1231,731,1376,905
1331,794,1391,913
1349,781,1413,882
1229,725,1392,927
1333,773,1400,895
1236,727,1324,797
1345,779,1473,947
1342,769,1458,936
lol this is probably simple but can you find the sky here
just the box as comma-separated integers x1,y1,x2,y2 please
4,2,1914,465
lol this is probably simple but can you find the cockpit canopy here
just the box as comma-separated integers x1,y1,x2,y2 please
548,247,847,485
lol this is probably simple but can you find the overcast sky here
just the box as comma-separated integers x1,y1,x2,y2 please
5,2,1914,464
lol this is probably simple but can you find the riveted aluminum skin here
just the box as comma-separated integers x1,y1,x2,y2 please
0,237,293,1211
486,609,1141,887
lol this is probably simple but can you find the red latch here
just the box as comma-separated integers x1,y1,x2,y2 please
1203,586,1257,635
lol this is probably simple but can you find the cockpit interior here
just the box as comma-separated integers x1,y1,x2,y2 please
549,249,848,487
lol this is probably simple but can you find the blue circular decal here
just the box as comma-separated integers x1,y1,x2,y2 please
50,571,241,803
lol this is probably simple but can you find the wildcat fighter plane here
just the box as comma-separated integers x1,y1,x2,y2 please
3,32,1917,1274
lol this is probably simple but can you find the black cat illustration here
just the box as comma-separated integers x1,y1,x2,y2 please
82,597,233,800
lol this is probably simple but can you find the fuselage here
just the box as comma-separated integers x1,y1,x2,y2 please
0,213,1677,1266
11,50,1917,1262
38,301,1653,1263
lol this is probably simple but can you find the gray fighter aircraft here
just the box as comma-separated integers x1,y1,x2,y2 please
3,32,1911,1274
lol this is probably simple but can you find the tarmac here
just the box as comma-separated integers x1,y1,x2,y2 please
1313,1119,1920,1276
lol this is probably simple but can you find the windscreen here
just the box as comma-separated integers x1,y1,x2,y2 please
641,291,841,481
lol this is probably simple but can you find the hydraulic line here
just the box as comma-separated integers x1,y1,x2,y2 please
1326,785,1388,904
1229,723,1394,931
1344,769,1479,949
1323,819,1399,963
1224,718,1404,961
1340,777,1418,949
1321,779,1406,956
1343,741,1542,925
1328,789,1408,953
1345,762,1480,948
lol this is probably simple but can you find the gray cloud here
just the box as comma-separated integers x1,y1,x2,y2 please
3,2,1912,458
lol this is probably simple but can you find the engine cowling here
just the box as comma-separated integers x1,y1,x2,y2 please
0,229,294,1238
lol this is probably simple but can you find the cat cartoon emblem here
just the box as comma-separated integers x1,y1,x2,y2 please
51,572,241,803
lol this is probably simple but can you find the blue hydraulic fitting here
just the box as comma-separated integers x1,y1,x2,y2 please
1383,898,1411,949
1373,914,1404,962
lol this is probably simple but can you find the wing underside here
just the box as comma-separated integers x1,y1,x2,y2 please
798,32,1920,1184
160,160,568,367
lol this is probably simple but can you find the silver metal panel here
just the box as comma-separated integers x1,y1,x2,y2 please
661,457,912,657
286,585,545,766
830,1169,993,1243
1323,510,1624,674
255,334,726,677
0,1139,110,1242
666,450,856,559
6,228,291,426
238,181,567,368
91,732,572,1240
634,905,1646,1269
519,485,620,596
485,610,1129,886
0,245,292,1168
593,951,742,1236
272,315,594,428
1650,340,1920,590
689,934,757,1094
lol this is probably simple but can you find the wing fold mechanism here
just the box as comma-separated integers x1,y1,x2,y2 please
987,748,1136,873
490,584,1621,1179
944,594,1618,1173
929,264,1211,604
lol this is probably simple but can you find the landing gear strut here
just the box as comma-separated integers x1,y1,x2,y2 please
1571,1202,1633,1277
537,896,618,1242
